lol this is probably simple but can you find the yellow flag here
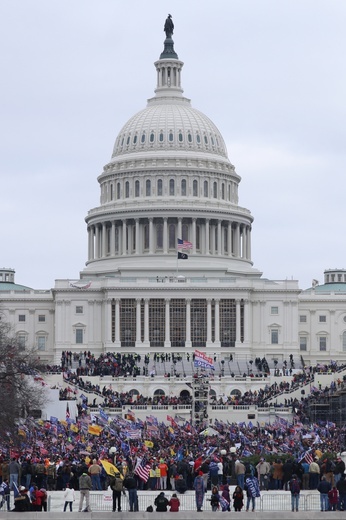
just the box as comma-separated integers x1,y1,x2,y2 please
70,424,79,433
88,424,103,436
100,460,123,478
144,440,154,448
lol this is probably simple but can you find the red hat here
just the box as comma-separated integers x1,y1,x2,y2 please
199,471,203,476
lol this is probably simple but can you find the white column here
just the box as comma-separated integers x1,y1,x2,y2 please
211,225,215,255
185,299,191,347
247,226,251,260
102,223,107,258
110,221,116,256
104,298,112,345
214,299,220,346
135,219,140,254
235,223,240,257
205,219,210,255
149,218,154,254
115,299,120,345
236,299,241,343
165,299,171,347
207,299,212,344
136,298,142,346
177,217,182,240
122,220,127,255
163,217,168,254
217,221,222,256
95,225,100,258
243,299,249,343
143,299,150,345
192,218,196,254
228,222,232,257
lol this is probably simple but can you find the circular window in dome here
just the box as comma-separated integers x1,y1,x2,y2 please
196,133,201,144
169,132,174,142
188,133,192,143
178,132,183,142
159,132,164,142
150,132,155,143
133,135,137,144
141,133,146,143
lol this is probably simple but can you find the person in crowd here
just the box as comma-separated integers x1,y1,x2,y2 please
123,472,138,512
168,492,180,512
88,459,102,491
13,486,31,512
110,470,125,512
194,471,205,512
78,470,92,512
0,478,10,511
235,459,246,490
336,473,346,511
168,460,178,491
309,457,321,490
289,474,301,513
300,458,310,490
232,484,244,512
158,458,168,490
256,457,271,491
333,456,345,486
175,473,188,494
221,483,231,511
317,475,332,512
272,459,284,490
244,473,260,512
328,484,338,511
63,482,75,512
209,485,220,512
154,491,169,512
8,458,20,491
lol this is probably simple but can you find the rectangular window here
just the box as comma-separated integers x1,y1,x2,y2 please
38,315,46,322
37,336,46,350
76,306,83,314
300,336,307,351
18,314,25,322
299,315,307,323
271,306,279,315
76,329,83,344
271,329,279,344
319,315,326,323
319,336,327,351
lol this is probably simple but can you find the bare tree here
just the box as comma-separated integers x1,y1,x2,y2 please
0,315,48,443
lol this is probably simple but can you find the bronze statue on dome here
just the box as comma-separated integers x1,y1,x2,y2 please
164,14,174,39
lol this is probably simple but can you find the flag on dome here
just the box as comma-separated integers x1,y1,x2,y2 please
177,252,188,260
193,349,215,370
177,238,193,249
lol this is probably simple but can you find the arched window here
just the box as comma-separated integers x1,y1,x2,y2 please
115,227,119,253
196,225,200,250
157,179,163,196
141,133,146,143
168,224,176,249
193,180,198,196
159,132,164,142
150,132,155,143
178,132,183,142
169,132,174,142
204,180,208,197
196,133,201,144
125,181,129,198
169,179,175,196
188,132,192,143
204,135,208,144
213,181,217,198
135,180,140,197
126,136,130,145
110,183,114,200
117,182,121,200
133,134,137,144
146,180,151,196
181,179,187,196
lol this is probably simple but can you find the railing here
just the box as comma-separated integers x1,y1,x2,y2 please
83,491,326,512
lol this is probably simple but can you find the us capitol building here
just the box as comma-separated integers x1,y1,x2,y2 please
1,19,346,423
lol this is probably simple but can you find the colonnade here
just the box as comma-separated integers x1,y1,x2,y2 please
87,217,251,261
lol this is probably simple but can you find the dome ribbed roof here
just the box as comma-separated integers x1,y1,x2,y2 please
111,98,228,160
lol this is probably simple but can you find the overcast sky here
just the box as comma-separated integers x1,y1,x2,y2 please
1,0,345,290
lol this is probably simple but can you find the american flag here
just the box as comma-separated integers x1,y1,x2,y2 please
304,451,314,465
134,455,150,482
177,238,193,249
